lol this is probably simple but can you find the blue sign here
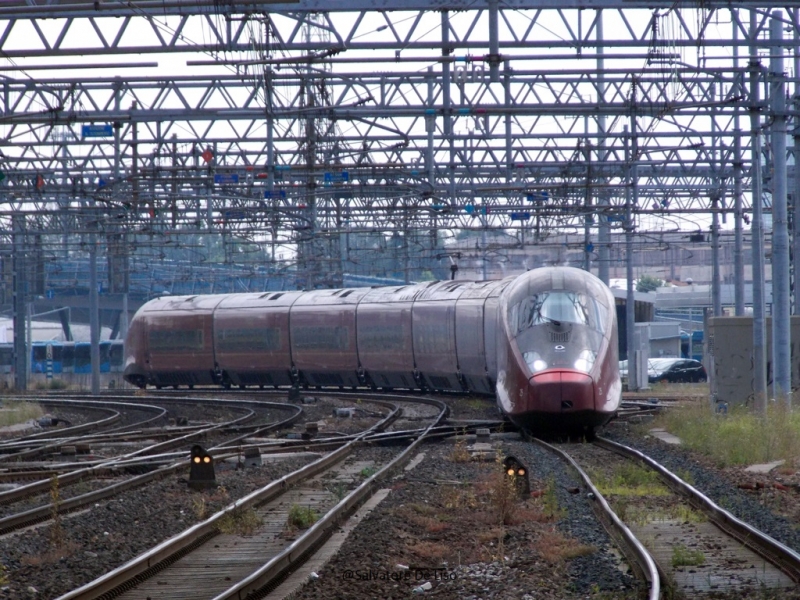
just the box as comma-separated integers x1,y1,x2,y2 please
323,171,350,184
264,189,287,199
214,173,239,185
510,212,531,221
46,289,55,299
82,124,113,138
526,191,549,203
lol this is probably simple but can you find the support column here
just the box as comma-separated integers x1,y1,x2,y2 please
624,124,637,391
488,0,500,83
711,194,722,315
770,11,791,405
733,18,745,316
597,11,610,285
12,215,26,391
793,8,800,314
750,9,768,414
89,221,100,396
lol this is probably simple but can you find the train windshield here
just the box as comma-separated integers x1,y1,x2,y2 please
511,292,606,335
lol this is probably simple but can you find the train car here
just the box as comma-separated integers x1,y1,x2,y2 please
32,341,64,374
75,341,116,373
0,343,12,375
124,267,621,433
356,284,420,390
61,342,75,374
109,339,124,373
289,288,369,388
213,290,303,388
124,294,227,388
496,267,620,431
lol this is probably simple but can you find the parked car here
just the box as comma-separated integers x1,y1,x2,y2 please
619,358,707,384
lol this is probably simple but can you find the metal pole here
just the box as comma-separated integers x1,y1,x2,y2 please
266,67,276,268
711,80,722,317
488,0,500,83
89,221,100,396
734,18,745,316
442,11,456,228
624,124,637,391
750,9,768,414
597,10,610,285
26,302,31,387
427,66,435,190
115,83,128,344
504,59,512,182
770,11,791,405
793,8,800,314
711,194,722,316
12,215,26,391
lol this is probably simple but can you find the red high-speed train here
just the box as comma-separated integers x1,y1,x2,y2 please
123,267,621,433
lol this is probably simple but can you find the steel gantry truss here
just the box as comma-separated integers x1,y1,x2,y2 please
1,1,800,393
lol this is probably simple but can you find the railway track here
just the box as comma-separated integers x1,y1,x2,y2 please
55,393,449,600
533,436,800,599
0,396,305,537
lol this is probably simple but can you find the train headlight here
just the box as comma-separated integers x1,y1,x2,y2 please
524,352,548,373
574,350,596,373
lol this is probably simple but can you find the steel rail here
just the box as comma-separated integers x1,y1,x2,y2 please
595,436,800,583
0,402,300,507
7,402,125,442
531,437,661,600
212,397,449,600
54,399,405,600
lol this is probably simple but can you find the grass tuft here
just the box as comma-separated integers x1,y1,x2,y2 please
671,544,705,567
536,528,595,563
448,436,471,463
286,504,318,530
0,401,44,427
217,506,263,536
656,402,800,467
591,463,669,498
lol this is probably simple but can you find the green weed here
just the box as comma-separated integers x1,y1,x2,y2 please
591,463,669,498
287,504,318,529
217,506,263,536
656,402,800,467
541,477,565,520
0,401,44,427
359,466,376,478
671,544,705,567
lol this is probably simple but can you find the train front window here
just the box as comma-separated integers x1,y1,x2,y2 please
511,292,605,335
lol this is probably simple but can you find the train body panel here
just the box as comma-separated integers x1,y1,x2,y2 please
213,291,302,387
455,279,510,394
123,267,621,432
412,281,467,391
290,288,368,388
355,285,418,390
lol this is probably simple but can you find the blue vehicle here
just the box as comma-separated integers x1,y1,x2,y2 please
0,340,124,377
75,341,115,373
32,341,64,374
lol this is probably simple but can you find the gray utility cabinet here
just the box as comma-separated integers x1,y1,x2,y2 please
707,316,800,405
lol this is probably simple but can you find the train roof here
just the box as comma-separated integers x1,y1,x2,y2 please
215,290,305,310
291,287,371,306
502,267,615,307
140,294,229,312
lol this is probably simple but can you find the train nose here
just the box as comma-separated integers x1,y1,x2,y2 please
529,370,595,412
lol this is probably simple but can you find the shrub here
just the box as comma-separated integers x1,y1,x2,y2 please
287,504,318,529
